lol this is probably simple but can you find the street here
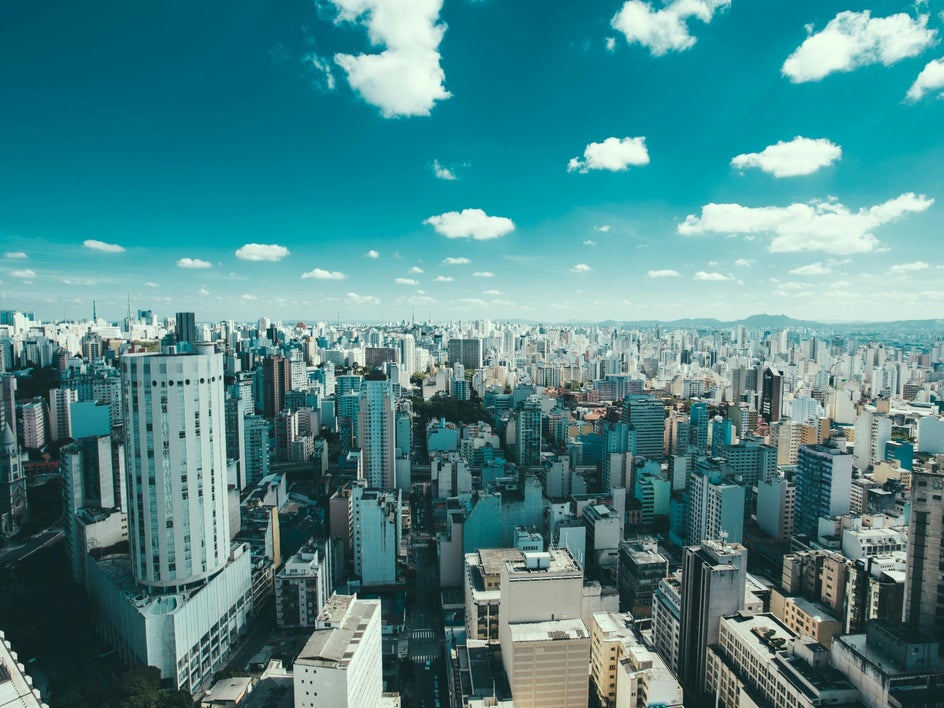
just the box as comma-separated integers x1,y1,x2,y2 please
407,536,447,708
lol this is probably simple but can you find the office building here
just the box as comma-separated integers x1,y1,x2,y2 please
618,538,669,618
243,414,270,488
760,366,783,424
262,355,292,418
357,371,395,489
464,548,524,643
689,402,709,454
48,386,78,442
515,395,542,468
687,461,745,546
651,572,682,676
794,442,853,539
499,549,590,708
678,539,747,701
448,337,483,371
0,629,48,708
293,593,383,708
621,395,664,460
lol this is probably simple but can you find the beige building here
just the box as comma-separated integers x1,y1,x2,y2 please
615,643,683,708
590,612,636,707
770,591,842,648
464,548,523,643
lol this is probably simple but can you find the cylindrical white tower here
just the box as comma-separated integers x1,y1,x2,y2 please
122,345,229,589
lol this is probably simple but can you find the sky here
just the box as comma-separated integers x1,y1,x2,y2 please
1,0,943,324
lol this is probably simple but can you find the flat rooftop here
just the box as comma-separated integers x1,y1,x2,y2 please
297,597,378,669
508,618,589,643
476,548,523,577
506,548,581,576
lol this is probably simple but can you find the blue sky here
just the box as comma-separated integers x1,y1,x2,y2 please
1,0,942,323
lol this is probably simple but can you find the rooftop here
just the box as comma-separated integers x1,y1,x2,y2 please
508,618,589,643
505,547,581,577
297,596,379,669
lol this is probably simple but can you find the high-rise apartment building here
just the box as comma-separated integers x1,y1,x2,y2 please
905,456,944,646
794,441,853,539
678,539,747,701
357,371,395,489
174,311,197,348
448,337,483,371
515,395,542,468
350,485,401,586
622,395,664,460
48,386,78,442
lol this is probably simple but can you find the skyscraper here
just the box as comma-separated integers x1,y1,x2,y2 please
448,337,483,371
262,354,292,418
678,539,747,703
515,395,542,468
622,395,665,460
123,345,230,588
357,371,395,489
174,311,197,348
689,402,709,455
760,367,783,424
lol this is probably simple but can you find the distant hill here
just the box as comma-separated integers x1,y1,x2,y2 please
545,313,944,331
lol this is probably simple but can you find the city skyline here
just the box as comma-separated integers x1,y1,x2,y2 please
2,0,943,323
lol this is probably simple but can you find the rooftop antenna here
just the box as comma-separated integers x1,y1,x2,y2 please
127,289,132,322
92,299,97,322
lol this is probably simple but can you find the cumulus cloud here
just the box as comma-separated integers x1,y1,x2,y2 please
198,288,210,296
483,289,501,296
301,268,347,280
346,292,381,306
433,275,454,282
567,137,650,173
240,294,257,300
235,243,290,262
177,257,213,269
424,209,515,240
782,11,937,83
694,271,734,281
611,0,730,56
789,262,832,275
432,160,457,180
906,57,944,102
647,269,681,278
734,258,753,267
365,249,380,259
144,281,160,287
4,251,27,259
605,37,616,52
678,192,934,255
571,263,593,273
473,271,494,278
328,0,451,118
889,261,930,273
11,269,36,279
83,239,125,253
306,53,336,91
408,266,424,274
731,137,841,177
396,277,419,285
583,240,597,246
442,256,470,265
595,225,611,232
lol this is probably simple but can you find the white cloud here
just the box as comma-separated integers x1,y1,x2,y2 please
365,249,380,259
731,137,842,177
583,240,597,246
678,192,934,255
611,0,730,56
483,289,501,296
62,278,97,286
10,269,35,279
906,57,944,102
241,294,258,300
409,266,424,274
306,53,336,91
782,11,937,83
595,224,611,232
433,275,454,282
647,269,681,278
4,251,27,259
567,136,650,173
235,243,290,262
395,277,420,285
424,209,515,240
346,292,381,306
605,37,616,52
83,239,125,253
472,271,494,278
301,268,347,280
734,258,753,267
432,160,457,180
694,271,734,281
789,262,832,275
571,263,592,273
144,281,160,288
889,261,930,273
442,256,470,265
198,288,211,296
177,257,213,269
328,0,450,118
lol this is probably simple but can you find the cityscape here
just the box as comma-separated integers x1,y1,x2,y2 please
2,1,944,707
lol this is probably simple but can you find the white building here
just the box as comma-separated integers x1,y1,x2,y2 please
48,386,77,441
293,593,383,708
357,372,395,489
0,629,48,707
917,415,944,454
350,485,401,586
853,409,892,471
275,545,332,628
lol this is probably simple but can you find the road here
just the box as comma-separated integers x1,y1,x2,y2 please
0,525,63,566
408,534,447,708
